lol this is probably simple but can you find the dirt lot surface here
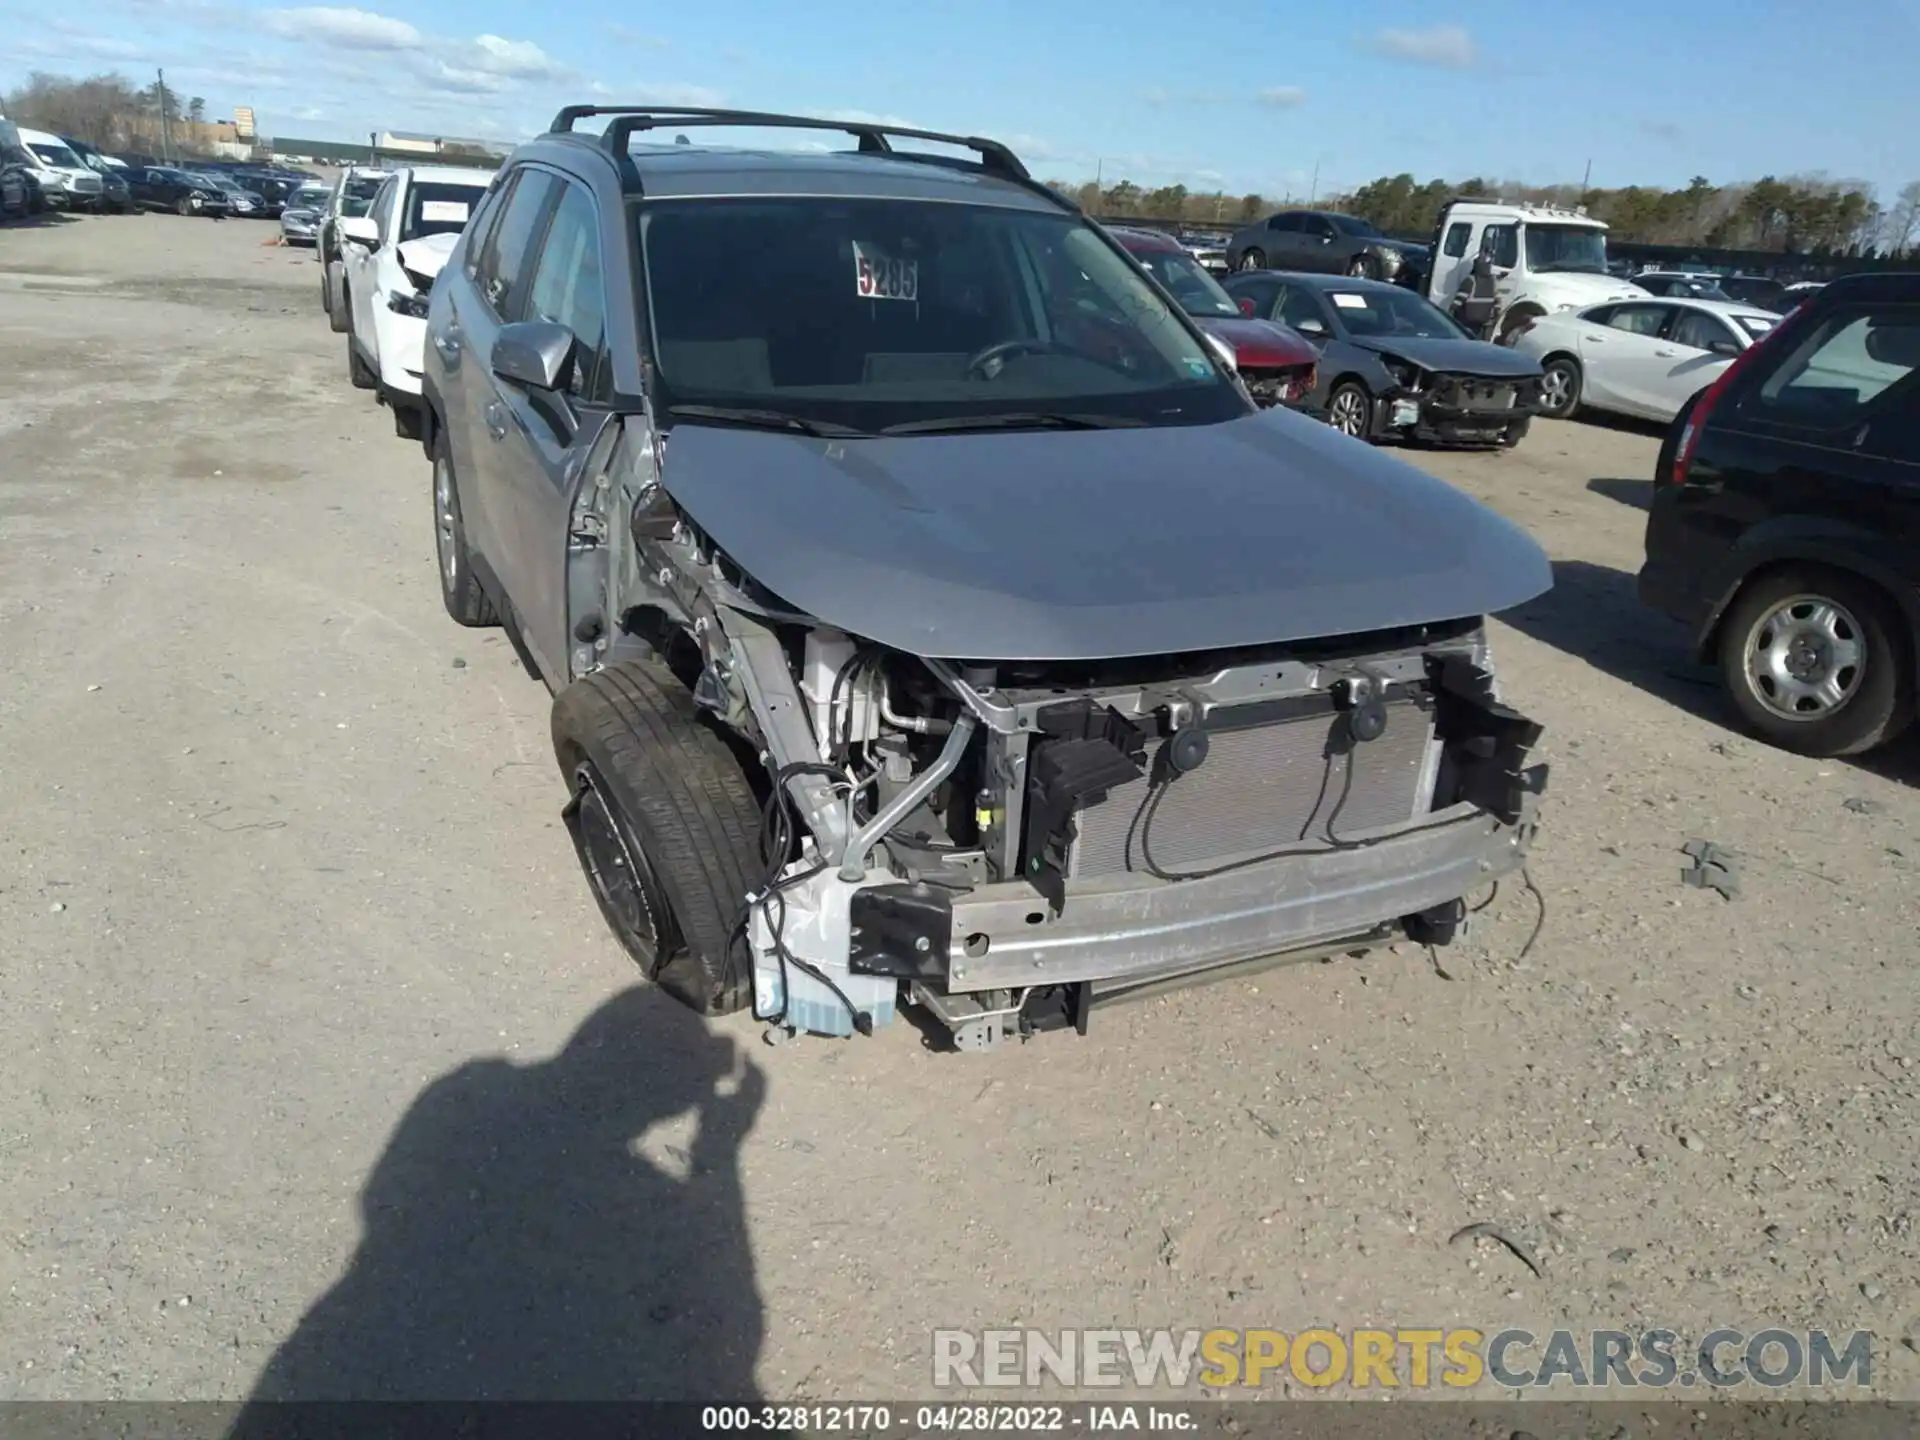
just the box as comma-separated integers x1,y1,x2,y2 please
3,213,1917,1404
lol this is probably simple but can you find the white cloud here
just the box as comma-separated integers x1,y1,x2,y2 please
819,107,926,129
1366,24,1477,69
263,6,422,50
416,60,508,95
1257,86,1307,108
468,34,568,81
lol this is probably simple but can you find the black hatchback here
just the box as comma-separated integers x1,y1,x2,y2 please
1638,271,1920,757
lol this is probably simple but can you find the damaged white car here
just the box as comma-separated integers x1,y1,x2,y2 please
418,106,1554,1051
339,163,494,437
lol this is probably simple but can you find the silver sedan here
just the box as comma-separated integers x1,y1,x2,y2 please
279,185,331,245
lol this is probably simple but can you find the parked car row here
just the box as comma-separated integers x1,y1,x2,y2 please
0,122,315,222
313,163,496,438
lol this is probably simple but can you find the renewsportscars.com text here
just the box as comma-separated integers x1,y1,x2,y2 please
932,1327,1873,1391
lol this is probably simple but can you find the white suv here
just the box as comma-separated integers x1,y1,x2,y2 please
337,165,494,435
1423,198,1651,345
319,165,391,330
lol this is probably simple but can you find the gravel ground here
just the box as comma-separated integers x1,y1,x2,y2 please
2,213,1917,1404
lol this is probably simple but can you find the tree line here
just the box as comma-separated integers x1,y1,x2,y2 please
1043,171,1920,259
4,71,219,157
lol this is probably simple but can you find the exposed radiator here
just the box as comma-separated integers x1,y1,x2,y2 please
1068,698,1436,879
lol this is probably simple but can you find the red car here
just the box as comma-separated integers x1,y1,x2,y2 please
1109,225,1319,410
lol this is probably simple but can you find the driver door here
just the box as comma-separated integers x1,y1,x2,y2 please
1655,307,1743,419
1297,213,1340,271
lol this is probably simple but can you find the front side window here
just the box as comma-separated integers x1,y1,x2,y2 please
1129,247,1238,319
1329,213,1382,238
1750,307,1920,423
1272,285,1328,334
638,197,1242,432
1267,212,1300,232
368,177,396,239
1485,224,1519,268
1669,309,1736,353
524,182,607,400
1323,287,1467,340
1523,224,1608,275
402,180,488,241
341,176,384,218
477,168,560,316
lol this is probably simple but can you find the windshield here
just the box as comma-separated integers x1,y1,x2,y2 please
1127,246,1239,319
1326,286,1468,340
291,186,330,208
1524,224,1608,274
29,142,82,169
402,180,486,240
639,197,1244,433
1330,213,1382,239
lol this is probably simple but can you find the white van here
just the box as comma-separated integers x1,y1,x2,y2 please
1423,198,1651,345
12,126,105,210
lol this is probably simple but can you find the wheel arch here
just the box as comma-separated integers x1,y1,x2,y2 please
1696,538,1920,678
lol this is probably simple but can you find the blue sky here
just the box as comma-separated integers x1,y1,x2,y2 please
5,0,1917,199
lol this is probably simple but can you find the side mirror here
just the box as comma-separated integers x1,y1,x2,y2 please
1237,297,1256,317
1295,318,1328,339
1709,339,1741,358
491,320,577,392
1203,331,1237,372
338,215,378,248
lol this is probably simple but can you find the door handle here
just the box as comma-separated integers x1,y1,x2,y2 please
1654,348,1677,357
485,402,509,441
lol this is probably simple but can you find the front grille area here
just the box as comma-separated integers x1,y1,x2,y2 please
72,175,104,194
1431,376,1521,412
1068,697,1436,879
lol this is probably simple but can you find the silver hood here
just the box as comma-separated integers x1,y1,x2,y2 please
661,409,1552,661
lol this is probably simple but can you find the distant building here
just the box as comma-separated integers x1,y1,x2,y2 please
266,131,507,167
374,129,511,160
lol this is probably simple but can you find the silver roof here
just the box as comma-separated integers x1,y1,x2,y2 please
619,145,1059,209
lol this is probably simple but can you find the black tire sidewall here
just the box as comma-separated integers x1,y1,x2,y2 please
431,432,497,627
1717,569,1913,757
551,662,767,1015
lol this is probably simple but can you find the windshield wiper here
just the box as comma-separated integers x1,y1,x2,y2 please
879,412,1149,436
665,404,868,438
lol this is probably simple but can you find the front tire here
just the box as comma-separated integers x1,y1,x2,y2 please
1539,355,1583,419
1717,568,1912,758
1326,381,1372,439
347,324,377,390
431,432,499,628
1239,247,1266,271
1347,254,1380,279
551,659,768,1015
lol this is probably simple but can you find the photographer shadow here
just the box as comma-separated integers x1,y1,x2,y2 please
229,984,767,1420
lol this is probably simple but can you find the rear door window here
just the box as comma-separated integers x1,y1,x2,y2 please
1744,306,1920,428
1606,304,1670,337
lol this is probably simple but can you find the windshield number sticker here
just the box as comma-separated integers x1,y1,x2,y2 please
854,244,918,301
421,200,470,224
1331,292,1370,309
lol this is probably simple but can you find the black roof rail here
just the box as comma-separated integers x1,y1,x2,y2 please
544,104,1033,182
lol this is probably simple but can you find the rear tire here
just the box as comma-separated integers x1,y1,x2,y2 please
1717,567,1912,758
1539,355,1583,419
431,430,499,628
551,659,768,1015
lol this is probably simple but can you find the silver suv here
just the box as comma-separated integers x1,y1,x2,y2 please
418,106,1554,1050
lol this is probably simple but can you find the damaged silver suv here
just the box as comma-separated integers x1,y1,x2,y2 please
419,106,1554,1049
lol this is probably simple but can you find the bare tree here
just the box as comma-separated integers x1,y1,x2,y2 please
1884,180,1920,258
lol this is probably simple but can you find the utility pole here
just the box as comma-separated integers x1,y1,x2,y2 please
157,67,171,162
369,130,379,164
1580,158,1592,194
1308,157,1320,205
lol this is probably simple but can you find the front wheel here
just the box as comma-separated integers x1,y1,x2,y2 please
1347,254,1380,279
1717,568,1913,757
1325,382,1372,439
1238,247,1266,271
1538,356,1582,419
550,659,768,1015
